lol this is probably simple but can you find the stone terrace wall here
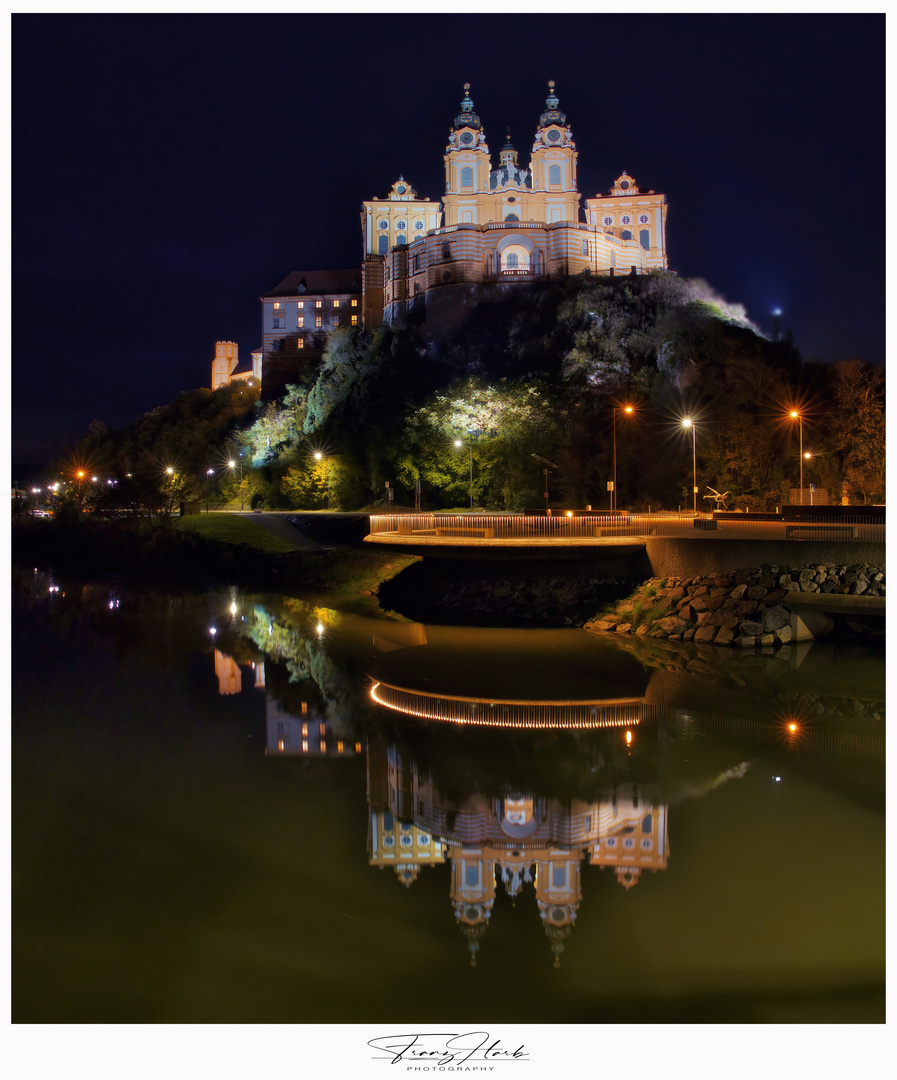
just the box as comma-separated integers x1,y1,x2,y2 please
585,563,885,647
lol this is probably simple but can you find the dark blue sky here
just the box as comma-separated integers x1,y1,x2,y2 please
12,13,885,476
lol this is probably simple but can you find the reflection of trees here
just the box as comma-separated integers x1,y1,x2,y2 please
227,599,364,730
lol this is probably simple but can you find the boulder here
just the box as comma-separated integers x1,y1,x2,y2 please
761,605,790,633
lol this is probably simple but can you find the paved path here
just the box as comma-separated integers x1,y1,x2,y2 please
235,512,325,550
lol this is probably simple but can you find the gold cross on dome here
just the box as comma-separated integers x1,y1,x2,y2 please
464,82,470,93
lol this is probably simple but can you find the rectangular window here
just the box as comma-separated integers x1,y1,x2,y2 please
297,338,304,349
272,318,284,329
333,314,340,327
319,722,326,735
351,315,358,326
301,739,309,753
301,723,308,737
333,299,340,308
297,315,304,327
319,739,326,753
465,865,479,887
315,300,323,309
273,302,282,311
553,866,566,888
301,702,307,715
315,316,322,328
351,299,358,307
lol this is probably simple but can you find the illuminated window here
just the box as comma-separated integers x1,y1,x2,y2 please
273,302,282,310
333,299,340,308
355,742,362,753
297,315,304,327
301,723,308,737
315,316,322,328
301,739,309,752
337,741,344,753
301,702,307,715
297,338,304,349
315,300,322,308
351,315,358,326
351,299,358,307
319,722,326,735
319,739,326,753
277,739,284,752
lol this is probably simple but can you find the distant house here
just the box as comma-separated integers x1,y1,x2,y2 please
259,269,362,398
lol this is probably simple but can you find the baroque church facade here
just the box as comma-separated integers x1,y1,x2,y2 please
362,81,668,328
245,81,668,396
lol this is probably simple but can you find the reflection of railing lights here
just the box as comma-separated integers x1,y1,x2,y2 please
370,681,644,730
625,730,633,745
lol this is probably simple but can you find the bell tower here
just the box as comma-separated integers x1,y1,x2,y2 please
443,83,491,226
528,80,581,225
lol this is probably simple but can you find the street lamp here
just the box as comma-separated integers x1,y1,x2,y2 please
532,453,560,513
205,468,214,513
313,451,332,509
789,410,803,504
612,404,634,512
454,435,474,509
681,418,697,513
227,459,244,511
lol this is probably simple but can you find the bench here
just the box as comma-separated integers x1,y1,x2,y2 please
434,527,495,538
785,524,857,539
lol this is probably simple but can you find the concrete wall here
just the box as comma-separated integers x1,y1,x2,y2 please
644,539,885,579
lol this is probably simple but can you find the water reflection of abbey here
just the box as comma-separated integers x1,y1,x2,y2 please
366,737,668,967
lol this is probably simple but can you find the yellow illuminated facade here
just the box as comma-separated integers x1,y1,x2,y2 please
257,80,668,393
368,81,668,327
211,340,260,392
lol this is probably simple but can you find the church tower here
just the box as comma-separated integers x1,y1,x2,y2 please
528,80,581,225
443,84,492,227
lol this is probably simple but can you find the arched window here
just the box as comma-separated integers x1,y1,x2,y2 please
443,241,451,259
504,212,519,222
581,239,588,256
621,229,632,241
549,164,561,186
460,165,473,188
507,252,519,269
378,235,388,255
639,229,650,251
396,234,406,245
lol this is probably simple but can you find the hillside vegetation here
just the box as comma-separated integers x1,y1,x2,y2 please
48,273,884,514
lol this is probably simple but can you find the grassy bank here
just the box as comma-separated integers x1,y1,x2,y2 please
173,513,298,554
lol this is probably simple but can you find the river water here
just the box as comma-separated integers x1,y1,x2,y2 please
12,571,885,1025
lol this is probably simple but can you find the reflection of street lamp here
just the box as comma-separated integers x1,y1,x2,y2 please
612,404,634,512
227,459,244,511
681,418,697,513
789,410,803,503
454,435,474,509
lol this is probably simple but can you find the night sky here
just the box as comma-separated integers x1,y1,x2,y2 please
12,13,885,478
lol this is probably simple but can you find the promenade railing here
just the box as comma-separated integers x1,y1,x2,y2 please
368,511,885,544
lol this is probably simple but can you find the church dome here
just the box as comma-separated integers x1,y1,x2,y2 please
538,80,566,128
453,82,482,130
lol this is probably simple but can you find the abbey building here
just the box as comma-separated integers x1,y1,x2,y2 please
249,82,668,396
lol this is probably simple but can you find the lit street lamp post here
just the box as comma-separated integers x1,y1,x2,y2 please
789,410,803,504
454,435,474,509
681,418,697,513
612,404,634,512
314,451,331,509
227,459,244,511
206,468,214,512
